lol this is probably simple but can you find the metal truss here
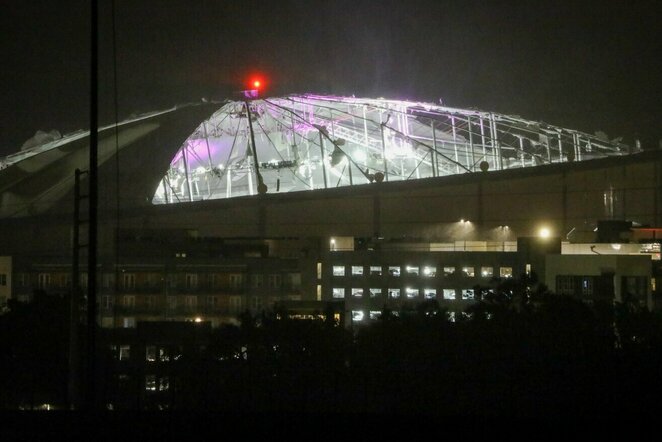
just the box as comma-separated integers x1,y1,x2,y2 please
152,94,634,204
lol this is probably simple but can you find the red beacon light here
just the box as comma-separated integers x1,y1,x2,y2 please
242,77,265,99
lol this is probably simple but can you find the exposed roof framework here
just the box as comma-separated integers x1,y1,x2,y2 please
153,94,633,204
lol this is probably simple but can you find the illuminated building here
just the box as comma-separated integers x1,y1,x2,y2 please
0,95,659,326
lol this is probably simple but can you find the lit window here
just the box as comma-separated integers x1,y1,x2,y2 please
405,266,419,276
119,345,130,361
422,266,436,277
369,311,382,320
369,266,382,276
424,289,436,299
461,312,473,320
481,267,493,278
352,266,364,276
159,347,170,362
500,267,513,278
123,317,135,328
145,375,157,391
462,267,475,277
333,266,345,276
316,284,322,301
317,263,322,279
351,288,363,297
443,267,455,276
332,288,345,299
582,277,594,296
159,376,170,391
388,288,400,298
443,289,456,300
447,311,456,322
405,287,419,298
525,264,531,275
352,311,365,321
388,266,401,276
146,346,157,362
369,288,382,297
462,289,475,300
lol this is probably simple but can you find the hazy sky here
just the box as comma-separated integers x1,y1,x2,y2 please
1,0,660,156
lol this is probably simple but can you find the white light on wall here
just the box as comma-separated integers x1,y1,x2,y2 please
538,227,551,238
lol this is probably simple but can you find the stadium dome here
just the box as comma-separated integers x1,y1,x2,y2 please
151,94,632,204
0,94,634,218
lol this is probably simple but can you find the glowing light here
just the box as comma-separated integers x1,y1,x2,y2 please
611,243,622,250
353,150,367,162
194,317,202,323
253,80,261,88
538,227,551,238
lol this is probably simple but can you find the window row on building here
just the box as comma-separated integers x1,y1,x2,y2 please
331,287,490,301
330,265,513,279
349,310,475,323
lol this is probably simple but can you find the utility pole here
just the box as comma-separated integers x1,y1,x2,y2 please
68,169,88,409
86,0,99,411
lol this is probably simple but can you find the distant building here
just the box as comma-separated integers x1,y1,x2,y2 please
0,95,659,327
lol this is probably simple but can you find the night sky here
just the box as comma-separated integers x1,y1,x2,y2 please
1,0,660,156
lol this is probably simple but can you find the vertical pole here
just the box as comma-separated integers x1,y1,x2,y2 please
362,106,369,146
203,122,214,198
489,113,502,170
558,133,563,162
319,132,328,188
182,145,193,202
68,169,82,410
431,119,438,177
479,116,487,157
226,168,232,198
467,116,475,171
87,0,99,412
451,116,460,173
380,123,389,181
162,179,169,204
244,101,265,194
518,136,525,167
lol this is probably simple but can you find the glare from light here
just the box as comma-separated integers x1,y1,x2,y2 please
194,317,202,323
353,150,367,162
539,227,551,238
611,243,622,250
